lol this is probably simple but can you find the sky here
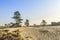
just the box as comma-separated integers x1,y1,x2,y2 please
0,0,60,26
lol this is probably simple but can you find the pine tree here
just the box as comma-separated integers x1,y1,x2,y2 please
12,11,23,27
25,19,29,26
41,20,46,26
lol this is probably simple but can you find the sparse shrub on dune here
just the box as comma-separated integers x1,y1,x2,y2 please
0,29,24,40
39,30,49,33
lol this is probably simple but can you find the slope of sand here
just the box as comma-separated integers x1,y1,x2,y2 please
0,26,60,40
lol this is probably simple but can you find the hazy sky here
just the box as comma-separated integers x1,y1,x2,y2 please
0,0,60,26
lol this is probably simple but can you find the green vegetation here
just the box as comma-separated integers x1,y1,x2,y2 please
41,20,47,26
12,11,23,27
25,19,29,26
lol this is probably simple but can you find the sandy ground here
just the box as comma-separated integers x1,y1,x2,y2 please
0,26,60,40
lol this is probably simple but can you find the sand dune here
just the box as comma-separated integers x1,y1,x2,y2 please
0,26,60,40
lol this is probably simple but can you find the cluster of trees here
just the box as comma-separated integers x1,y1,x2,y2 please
4,11,51,27
4,11,60,27
12,11,30,27
5,11,30,27
51,22,60,26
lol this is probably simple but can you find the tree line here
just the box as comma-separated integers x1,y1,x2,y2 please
4,11,60,27
5,11,30,27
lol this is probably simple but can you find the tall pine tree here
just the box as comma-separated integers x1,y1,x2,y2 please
12,11,23,27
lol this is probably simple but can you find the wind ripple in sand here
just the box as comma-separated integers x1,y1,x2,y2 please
20,29,60,40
